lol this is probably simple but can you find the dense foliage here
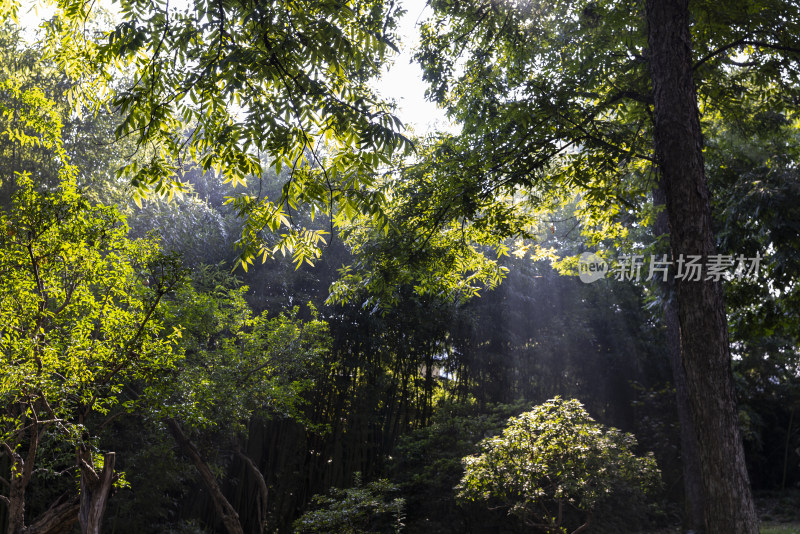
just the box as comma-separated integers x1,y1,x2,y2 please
0,2,798,534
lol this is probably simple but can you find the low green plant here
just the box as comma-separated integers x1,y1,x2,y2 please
293,474,405,534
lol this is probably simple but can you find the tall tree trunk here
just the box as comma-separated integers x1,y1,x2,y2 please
645,1,758,532
166,419,245,534
782,407,795,491
653,184,706,531
664,290,709,532
78,450,116,534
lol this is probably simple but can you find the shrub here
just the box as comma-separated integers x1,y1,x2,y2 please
457,397,660,534
294,474,405,534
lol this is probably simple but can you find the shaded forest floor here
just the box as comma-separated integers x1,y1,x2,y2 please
640,522,800,534
637,491,800,534
759,524,800,534
757,491,800,523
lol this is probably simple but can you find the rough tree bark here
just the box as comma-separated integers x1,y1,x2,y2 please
4,442,33,534
4,413,42,534
166,418,245,534
645,1,758,532
26,493,80,534
78,450,117,534
654,184,706,532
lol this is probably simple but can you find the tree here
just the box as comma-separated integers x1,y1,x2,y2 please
0,175,182,534
11,0,415,268
154,268,331,534
457,397,660,534
415,1,800,531
645,1,759,531
0,22,139,208
0,44,183,532
0,24,65,203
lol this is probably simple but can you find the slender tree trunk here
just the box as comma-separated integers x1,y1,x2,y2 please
423,354,434,425
645,1,758,532
166,419,245,534
782,407,795,491
654,185,706,532
78,450,116,534
235,448,268,534
4,416,39,534
5,447,28,534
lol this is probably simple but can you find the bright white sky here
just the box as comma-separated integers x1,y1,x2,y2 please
372,0,454,134
19,0,453,136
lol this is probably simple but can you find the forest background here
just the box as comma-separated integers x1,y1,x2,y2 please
0,0,799,533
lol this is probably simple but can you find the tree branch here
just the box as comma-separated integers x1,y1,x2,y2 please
693,37,800,71
166,418,244,534
693,38,747,71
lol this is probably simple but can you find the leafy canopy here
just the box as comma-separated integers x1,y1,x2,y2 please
160,268,331,434
14,0,415,268
328,133,538,307
0,173,183,450
409,0,800,275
